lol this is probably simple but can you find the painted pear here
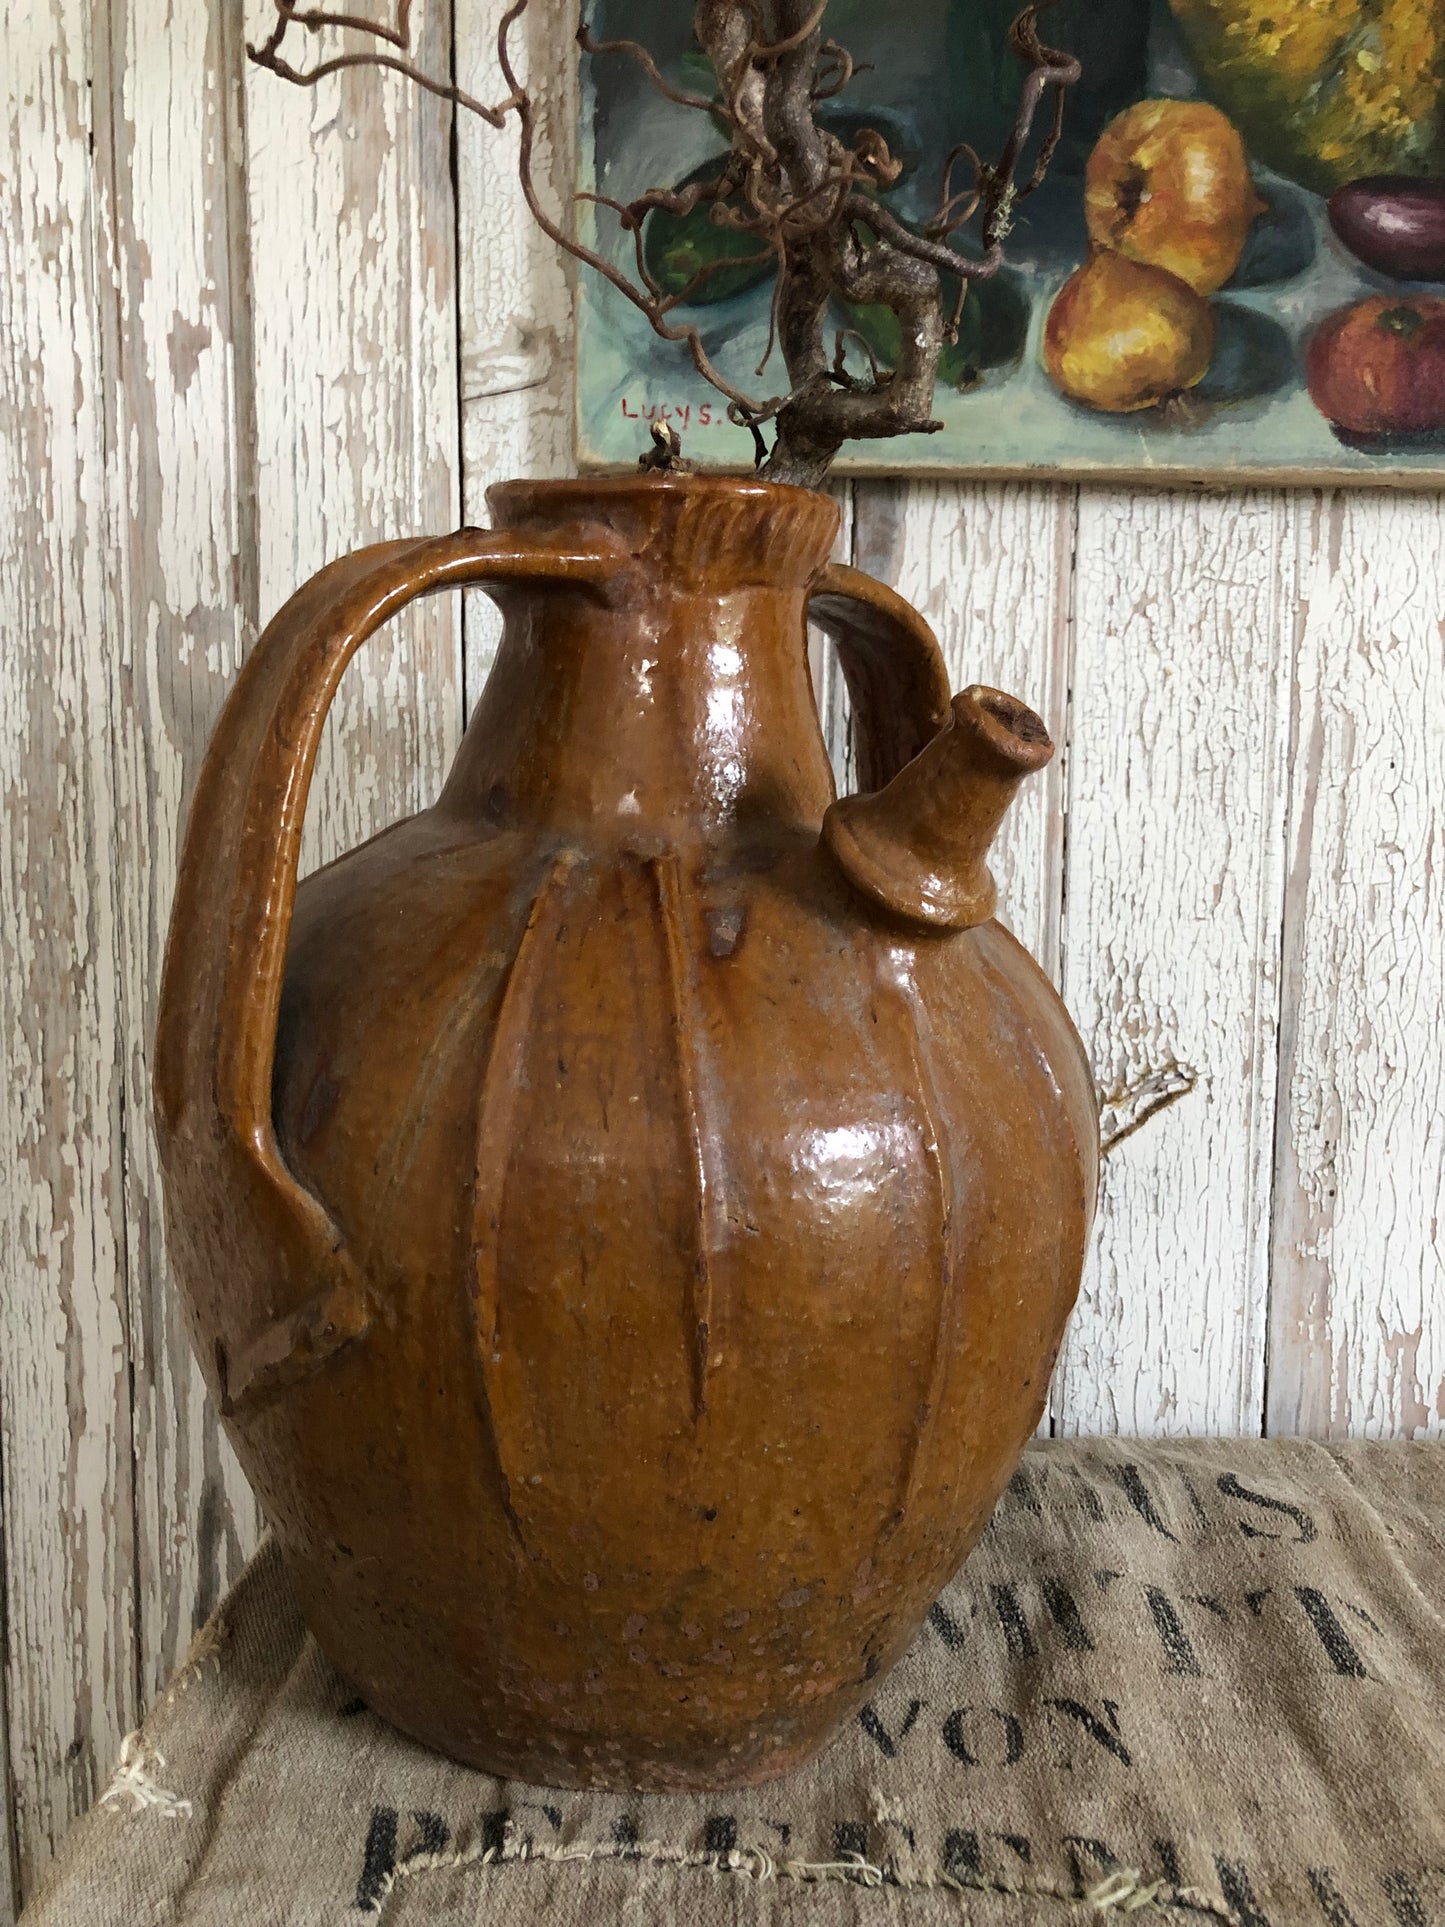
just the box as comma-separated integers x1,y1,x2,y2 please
1044,252,1216,414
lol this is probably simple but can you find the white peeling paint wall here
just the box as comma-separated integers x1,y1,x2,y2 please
1,0,1441,1909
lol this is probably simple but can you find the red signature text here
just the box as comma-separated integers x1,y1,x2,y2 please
620,398,731,430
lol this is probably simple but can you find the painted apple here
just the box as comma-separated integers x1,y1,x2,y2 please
1086,99,1265,296
1306,294,1445,435
1043,252,1217,413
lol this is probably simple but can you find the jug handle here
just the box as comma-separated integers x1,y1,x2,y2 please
806,563,953,791
154,528,614,1413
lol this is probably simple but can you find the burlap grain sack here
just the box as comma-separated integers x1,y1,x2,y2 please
22,1438,1445,1925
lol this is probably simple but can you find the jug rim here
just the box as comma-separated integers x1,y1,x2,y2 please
485,471,842,591
487,469,830,511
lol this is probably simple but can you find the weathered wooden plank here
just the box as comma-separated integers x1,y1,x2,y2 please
103,0,266,1715
0,2,138,1894
1054,489,1295,1437
849,479,1075,972
1268,491,1445,1439
244,0,463,878
455,0,577,707
809,483,858,792
0,1625,15,1924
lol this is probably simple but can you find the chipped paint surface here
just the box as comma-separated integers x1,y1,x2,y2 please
107,0,261,1769
1,3,136,1908
1268,492,1445,1439
2,0,1441,1911
1054,490,1295,1437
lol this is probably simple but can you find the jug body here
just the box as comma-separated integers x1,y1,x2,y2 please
155,475,1097,1790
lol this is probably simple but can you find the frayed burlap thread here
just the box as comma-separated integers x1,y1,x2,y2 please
20,1437,1445,1926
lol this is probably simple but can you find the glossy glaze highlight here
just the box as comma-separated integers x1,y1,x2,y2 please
154,474,1097,1790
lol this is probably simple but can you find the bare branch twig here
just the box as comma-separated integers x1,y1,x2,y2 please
247,3,517,123
266,2,413,50
576,24,717,113
248,0,1081,484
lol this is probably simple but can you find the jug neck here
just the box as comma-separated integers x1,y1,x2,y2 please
440,478,843,844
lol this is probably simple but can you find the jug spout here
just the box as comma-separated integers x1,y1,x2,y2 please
822,686,1053,930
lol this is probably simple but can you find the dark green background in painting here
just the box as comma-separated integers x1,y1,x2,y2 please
575,0,1445,483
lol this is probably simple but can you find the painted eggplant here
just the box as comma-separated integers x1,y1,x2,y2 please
1306,294,1445,436
1329,178,1445,283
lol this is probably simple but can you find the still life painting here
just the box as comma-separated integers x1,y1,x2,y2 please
575,0,1445,482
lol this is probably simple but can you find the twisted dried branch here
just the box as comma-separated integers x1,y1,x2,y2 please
575,24,716,112
247,0,1080,487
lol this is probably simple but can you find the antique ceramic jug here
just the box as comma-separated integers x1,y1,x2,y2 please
155,474,1097,1791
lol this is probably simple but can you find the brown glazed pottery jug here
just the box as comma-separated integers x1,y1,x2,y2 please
155,474,1097,1792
